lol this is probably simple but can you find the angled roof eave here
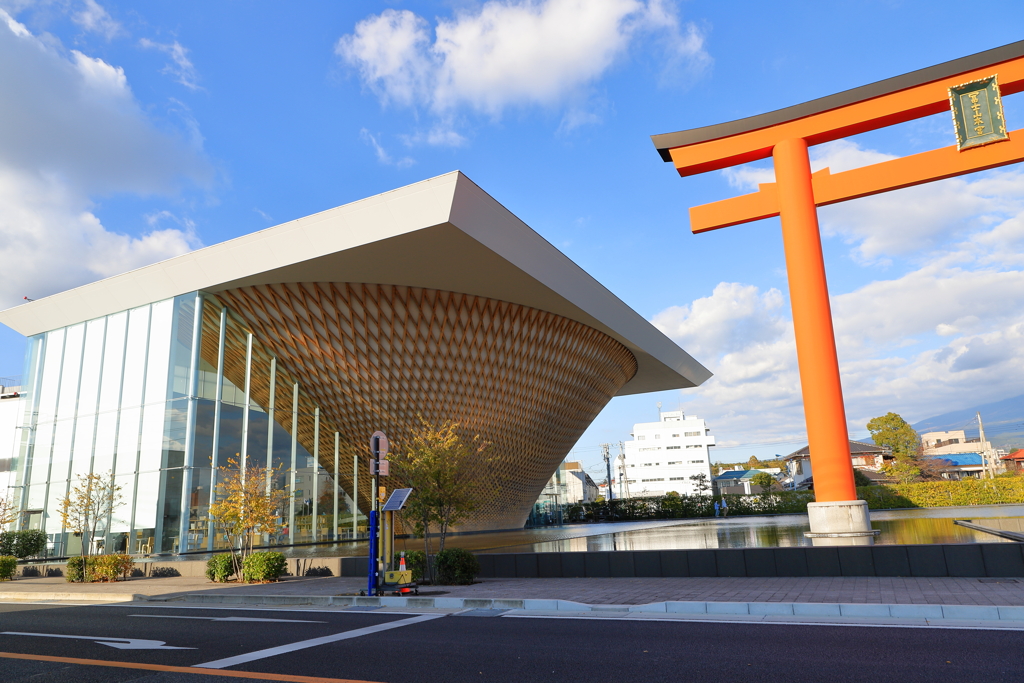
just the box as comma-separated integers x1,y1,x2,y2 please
0,171,710,396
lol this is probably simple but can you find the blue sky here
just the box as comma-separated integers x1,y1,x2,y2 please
1,1,1022,481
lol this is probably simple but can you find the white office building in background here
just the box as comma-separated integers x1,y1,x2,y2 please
618,410,714,497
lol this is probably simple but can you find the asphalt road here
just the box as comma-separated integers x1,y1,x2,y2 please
0,602,1022,683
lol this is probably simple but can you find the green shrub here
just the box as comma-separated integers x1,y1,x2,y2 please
0,530,48,559
0,556,17,581
93,554,134,582
66,555,95,583
242,552,287,583
857,479,1024,509
206,553,235,583
394,550,426,581
434,548,479,585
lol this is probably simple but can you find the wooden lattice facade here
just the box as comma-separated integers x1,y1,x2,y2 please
212,283,638,531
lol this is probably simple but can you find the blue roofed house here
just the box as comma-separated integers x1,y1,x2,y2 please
931,453,986,480
712,469,780,496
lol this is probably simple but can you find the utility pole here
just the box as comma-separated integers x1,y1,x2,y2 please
618,441,626,500
601,444,612,500
977,412,995,479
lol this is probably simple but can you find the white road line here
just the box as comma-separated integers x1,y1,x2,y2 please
194,613,444,669
128,614,327,623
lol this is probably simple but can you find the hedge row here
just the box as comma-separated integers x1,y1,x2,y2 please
857,478,1024,510
566,491,817,521
560,478,1024,522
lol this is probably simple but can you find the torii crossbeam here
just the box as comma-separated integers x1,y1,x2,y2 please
652,40,1024,544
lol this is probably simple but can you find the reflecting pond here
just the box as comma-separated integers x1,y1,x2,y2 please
471,504,1024,553
286,504,1024,559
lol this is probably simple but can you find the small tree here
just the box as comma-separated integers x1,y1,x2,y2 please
881,458,921,485
689,472,710,497
747,455,763,470
59,472,123,580
0,494,17,529
867,412,920,459
209,459,288,579
392,418,489,583
750,471,776,493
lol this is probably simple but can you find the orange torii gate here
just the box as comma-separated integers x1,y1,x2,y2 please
652,41,1024,544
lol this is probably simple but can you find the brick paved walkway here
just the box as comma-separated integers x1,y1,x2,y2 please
5,574,1023,606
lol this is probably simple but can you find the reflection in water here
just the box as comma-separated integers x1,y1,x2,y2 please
473,504,1024,554
283,504,1024,559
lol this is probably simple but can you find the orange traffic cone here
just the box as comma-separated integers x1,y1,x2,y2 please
399,553,407,572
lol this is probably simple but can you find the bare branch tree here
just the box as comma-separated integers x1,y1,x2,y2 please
59,472,123,580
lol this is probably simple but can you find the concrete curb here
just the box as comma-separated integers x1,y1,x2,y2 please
178,593,1024,622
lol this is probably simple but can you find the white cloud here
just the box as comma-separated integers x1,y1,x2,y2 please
139,37,201,91
652,282,785,357
337,0,709,138
359,129,415,169
0,10,210,310
72,0,121,40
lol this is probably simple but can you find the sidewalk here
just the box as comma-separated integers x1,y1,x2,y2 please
2,573,1023,606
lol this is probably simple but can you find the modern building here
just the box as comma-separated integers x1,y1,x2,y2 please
618,409,714,497
921,430,993,456
0,172,710,556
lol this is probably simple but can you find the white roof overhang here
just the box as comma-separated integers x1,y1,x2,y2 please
0,171,711,395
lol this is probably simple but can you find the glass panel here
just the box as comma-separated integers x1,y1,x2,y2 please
144,299,173,407
120,305,151,412
157,469,183,552
44,478,68,534
92,411,118,475
36,329,64,427
193,399,215,469
28,420,53,491
109,473,134,534
97,311,127,416
56,323,85,422
169,294,197,400
13,335,44,491
162,397,189,470
114,407,141,477
197,297,223,401
71,318,106,476
49,414,74,483
134,469,160,533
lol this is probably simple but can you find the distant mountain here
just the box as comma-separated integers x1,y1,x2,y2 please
912,394,1024,450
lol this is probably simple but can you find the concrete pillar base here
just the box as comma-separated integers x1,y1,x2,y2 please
804,499,879,546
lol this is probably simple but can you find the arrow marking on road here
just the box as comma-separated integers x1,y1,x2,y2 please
129,614,327,623
1,631,195,650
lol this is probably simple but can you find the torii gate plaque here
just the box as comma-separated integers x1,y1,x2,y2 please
652,41,1024,544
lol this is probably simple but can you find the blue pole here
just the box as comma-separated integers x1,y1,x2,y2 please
367,510,377,595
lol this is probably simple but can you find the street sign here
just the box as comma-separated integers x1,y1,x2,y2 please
369,459,390,475
382,488,413,511
370,431,389,458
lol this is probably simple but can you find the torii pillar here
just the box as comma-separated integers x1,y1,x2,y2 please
652,41,1024,544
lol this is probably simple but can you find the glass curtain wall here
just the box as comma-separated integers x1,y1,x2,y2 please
12,292,367,556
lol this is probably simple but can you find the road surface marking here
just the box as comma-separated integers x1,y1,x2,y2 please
195,613,443,669
0,651,382,683
0,631,194,650
129,614,327,623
